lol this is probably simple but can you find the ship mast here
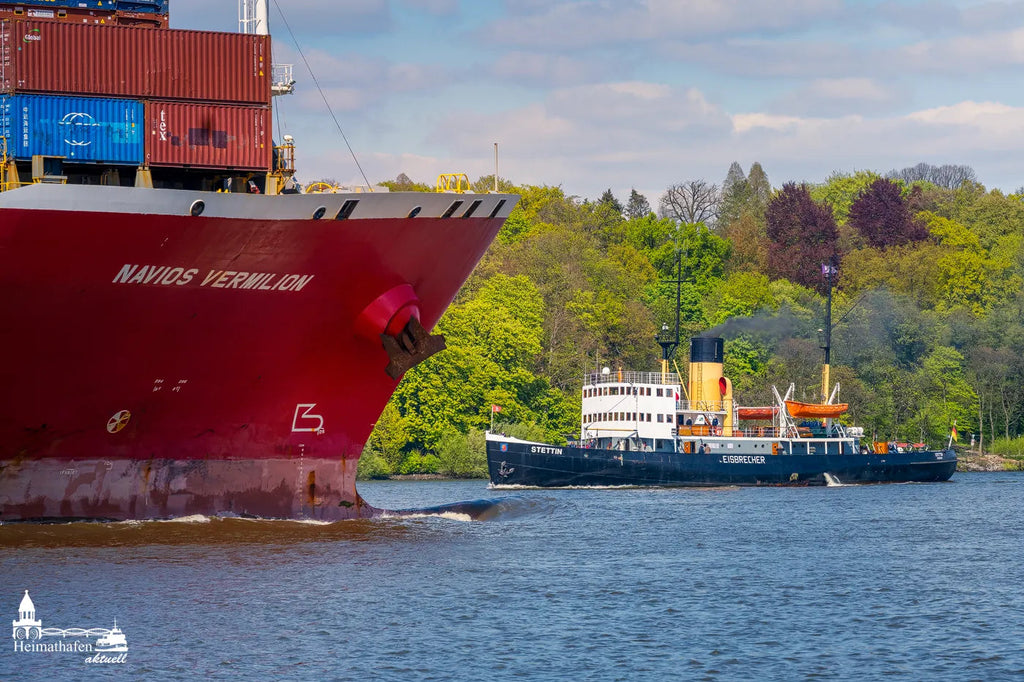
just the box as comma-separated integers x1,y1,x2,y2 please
239,0,294,95
820,258,837,403
239,0,269,35
656,250,683,383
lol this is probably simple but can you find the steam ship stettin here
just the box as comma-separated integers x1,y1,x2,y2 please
0,0,518,521
487,337,957,488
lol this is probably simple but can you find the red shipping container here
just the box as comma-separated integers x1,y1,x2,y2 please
144,101,271,171
0,20,269,104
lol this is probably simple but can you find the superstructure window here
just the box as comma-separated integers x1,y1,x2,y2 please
657,414,664,423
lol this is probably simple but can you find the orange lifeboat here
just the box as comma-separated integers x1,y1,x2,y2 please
785,400,848,419
737,406,779,421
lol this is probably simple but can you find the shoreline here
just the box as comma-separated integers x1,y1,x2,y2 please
957,453,1024,472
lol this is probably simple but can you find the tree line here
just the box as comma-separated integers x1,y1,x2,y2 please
359,163,1024,477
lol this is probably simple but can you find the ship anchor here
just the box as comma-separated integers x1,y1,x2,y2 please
381,317,446,379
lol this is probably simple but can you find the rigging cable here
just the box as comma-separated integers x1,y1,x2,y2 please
270,0,372,189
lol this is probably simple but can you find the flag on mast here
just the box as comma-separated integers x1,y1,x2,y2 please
951,422,958,442
492,404,502,413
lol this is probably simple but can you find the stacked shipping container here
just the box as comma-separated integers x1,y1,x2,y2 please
0,0,167,10
0,13,272,172
0,94,143,164
0,0,169,28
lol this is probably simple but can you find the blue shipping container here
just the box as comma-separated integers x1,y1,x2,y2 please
6,1,107,8
118,0,169,13
0,94,144,164
2,1,168,12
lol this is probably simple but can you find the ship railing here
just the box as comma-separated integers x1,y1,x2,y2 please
272,64,295,96
730,427,785,438
584,371,681,387
274,141,296,175
675,399,727,413
0,137,13,192
676,426,842,439
436,173,473,193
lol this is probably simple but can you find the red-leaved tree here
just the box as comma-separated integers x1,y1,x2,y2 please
765,183,839,290
848,178,928,248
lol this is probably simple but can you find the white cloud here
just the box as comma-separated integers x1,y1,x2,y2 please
769,78,904,116
479,0,844,49
907,101,1021,129
900,27,1024,73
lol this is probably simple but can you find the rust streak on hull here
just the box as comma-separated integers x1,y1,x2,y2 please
0,457,379,522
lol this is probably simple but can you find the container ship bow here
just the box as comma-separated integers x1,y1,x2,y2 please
0,1,517,521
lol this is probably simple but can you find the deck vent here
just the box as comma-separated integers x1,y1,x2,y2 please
189,200,205,217
335,200,359,220
488,199,507,219
462,200,483,218
441,200,463,219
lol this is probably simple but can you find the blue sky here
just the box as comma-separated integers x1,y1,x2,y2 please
172,0,1024,203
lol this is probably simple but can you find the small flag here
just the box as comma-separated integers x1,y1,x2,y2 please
951,424,958,442
821,263,838,277
492,404,502,413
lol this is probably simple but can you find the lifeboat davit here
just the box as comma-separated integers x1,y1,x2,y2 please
737,406,779,420
785,400,848,418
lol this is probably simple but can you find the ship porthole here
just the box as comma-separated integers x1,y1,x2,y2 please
407,206,422,218
190,200,206,217
312,206,327,220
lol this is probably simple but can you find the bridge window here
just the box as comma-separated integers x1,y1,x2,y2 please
667,414,674,423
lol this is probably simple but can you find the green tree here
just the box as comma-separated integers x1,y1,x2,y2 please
599,189,624,215
435,428,487,478
364,401,409,472
811,170,880,225
625,188,652,219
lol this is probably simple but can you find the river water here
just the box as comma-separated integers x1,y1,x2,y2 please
1,473,1022,681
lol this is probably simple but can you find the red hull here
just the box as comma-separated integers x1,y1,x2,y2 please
0,185,515,520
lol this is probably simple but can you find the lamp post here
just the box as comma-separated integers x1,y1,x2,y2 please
657,322,678,384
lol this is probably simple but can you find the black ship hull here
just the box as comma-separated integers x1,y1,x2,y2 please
487,439,957,488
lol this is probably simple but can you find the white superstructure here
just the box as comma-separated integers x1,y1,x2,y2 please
581,370,681,451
